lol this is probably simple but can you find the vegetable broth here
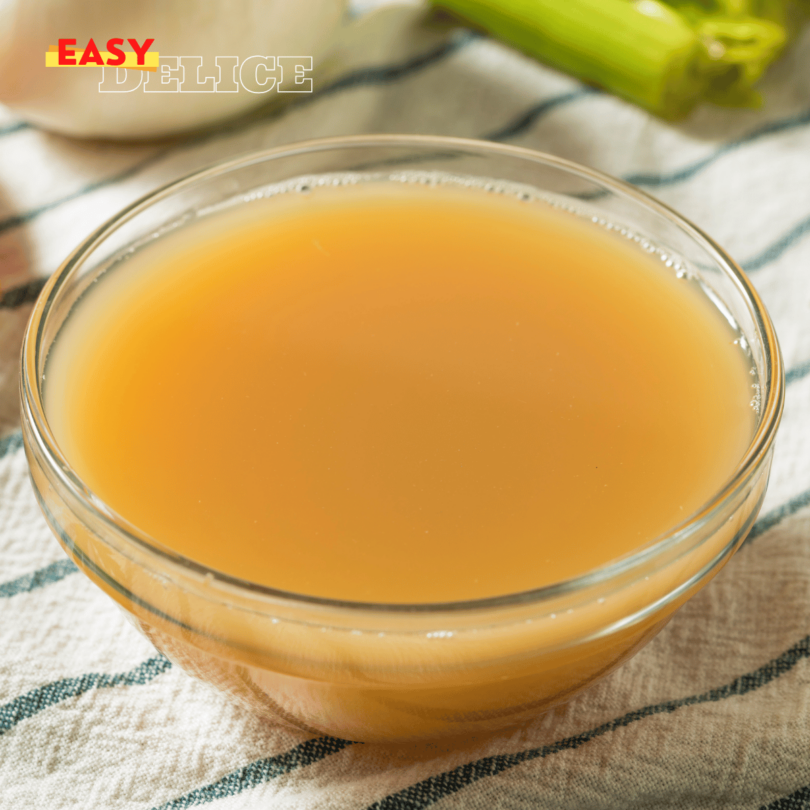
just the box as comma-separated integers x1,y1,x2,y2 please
46,178,755,604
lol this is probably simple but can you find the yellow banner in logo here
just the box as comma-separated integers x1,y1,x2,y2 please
46,46,159,71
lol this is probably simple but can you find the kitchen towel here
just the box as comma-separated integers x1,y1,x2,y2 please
1,3,810,808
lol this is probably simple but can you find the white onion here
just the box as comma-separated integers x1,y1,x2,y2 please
0,0,347,138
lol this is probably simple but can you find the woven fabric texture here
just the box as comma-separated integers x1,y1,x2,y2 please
1,4,810,808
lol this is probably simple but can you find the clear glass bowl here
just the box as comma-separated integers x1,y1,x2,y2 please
20,135,784,743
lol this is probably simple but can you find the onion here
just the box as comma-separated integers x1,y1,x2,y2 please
0,0,347,138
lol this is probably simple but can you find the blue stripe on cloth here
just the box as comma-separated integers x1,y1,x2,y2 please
33,489,202,635
0,431,22,459
742,212,810,273
366,635,810,810
0,121,30,137
150,736,357,810
0,276,48,308
0,655,171,737
625,108,810,189
484,88,596,141
482,94,810,189
0,35,474,239
0,147,174,237
745,488,810,546
0,558,78,599
761,783,810,809
311,31,476,98
786,360,810,386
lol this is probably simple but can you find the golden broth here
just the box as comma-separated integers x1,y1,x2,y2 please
46,179,755,604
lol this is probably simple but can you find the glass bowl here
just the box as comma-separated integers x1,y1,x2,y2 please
20,135,784,743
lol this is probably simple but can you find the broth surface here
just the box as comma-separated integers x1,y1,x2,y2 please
46,179,755,602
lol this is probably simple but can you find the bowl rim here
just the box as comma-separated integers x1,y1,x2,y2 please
20,133,785,615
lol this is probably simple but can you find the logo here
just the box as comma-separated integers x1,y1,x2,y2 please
46,39,158,71
46,39,313,94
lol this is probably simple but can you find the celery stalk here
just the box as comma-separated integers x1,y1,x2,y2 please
432,0,704,118
664,1,787,105
432,0,793,118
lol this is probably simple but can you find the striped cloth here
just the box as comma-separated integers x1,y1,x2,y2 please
2,3,810,808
